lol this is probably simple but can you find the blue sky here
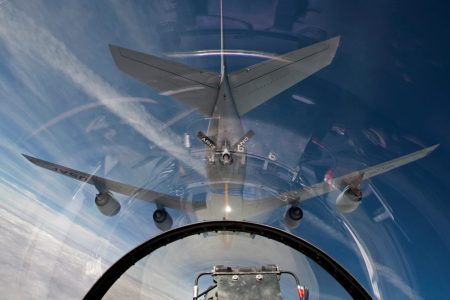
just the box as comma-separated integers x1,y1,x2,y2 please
0,0,449,299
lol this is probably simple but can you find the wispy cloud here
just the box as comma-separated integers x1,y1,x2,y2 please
0,4,205,298
375,264,423,300
0,5,205,177
27,97,159,139
303,209,354,250
0,206,106,299
0,178,128,259
1,201,166,300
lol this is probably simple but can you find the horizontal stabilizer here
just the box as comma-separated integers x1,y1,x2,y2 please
228,36,340,115
110,45,220,115
23,154,194,212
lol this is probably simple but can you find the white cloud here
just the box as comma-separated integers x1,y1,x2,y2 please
0,206,103,299
0,178,129,261
0,177,160,299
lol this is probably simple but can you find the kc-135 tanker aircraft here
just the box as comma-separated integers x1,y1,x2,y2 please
23,33,438,231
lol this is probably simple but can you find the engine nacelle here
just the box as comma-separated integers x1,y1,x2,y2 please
283,206,303,228
95,191,120,216
336,186,362,213
153,209,173,231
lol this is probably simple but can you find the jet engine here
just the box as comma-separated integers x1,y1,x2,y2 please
283,206,303,228
335,186,362,213
153,209,173,231
95,191,121,216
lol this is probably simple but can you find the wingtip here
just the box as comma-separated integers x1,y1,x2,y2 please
108,44,123,58
22,153,32,161
328,36,341,57
108,44,118,53
329,35,341,44
331,35,341,41
109,45,125,70
427,143,440,153
22,154,44,168
22,153,40,165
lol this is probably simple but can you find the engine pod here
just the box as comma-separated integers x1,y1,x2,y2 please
335,186,362,213
283,206,303,228
95,192,121,216
153,209,173,231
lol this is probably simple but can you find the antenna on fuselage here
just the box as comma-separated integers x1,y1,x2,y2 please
219,0,225,82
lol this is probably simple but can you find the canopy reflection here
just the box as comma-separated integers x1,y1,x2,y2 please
1,1,449,299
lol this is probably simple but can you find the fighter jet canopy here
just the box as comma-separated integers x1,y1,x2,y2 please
90,221,370,300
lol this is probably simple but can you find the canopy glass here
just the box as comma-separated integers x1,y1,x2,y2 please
0,0,449,299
